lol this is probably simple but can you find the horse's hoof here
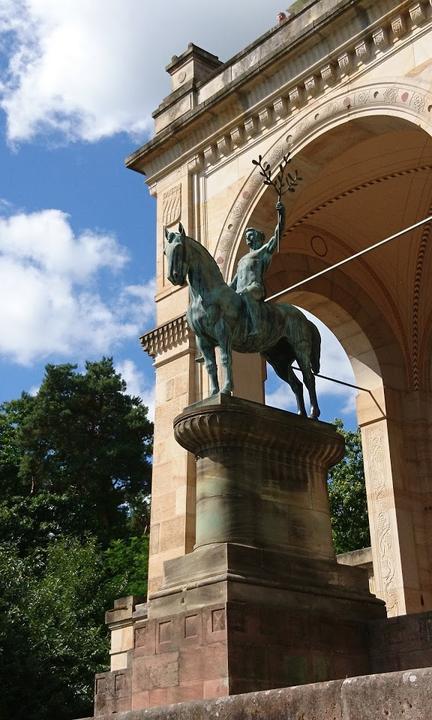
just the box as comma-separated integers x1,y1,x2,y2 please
221,388,233,396
309,410,321,420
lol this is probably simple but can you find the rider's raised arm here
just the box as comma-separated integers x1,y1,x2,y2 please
266,201,286,255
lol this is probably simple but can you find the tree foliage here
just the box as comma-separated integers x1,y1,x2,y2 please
0,359,153,720
328,419,370,554
0,358,152,550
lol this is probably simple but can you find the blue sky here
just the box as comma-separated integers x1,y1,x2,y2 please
0,0,356,426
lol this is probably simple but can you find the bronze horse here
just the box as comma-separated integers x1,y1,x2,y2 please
164,224,321,418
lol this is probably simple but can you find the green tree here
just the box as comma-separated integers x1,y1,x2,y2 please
0,359,153,719
0,537,124,720
328,419,370,554
0,358,153,550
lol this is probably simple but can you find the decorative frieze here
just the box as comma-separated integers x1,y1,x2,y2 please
138,1,432,177
140,315,190,358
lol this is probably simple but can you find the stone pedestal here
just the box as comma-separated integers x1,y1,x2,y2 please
94,396,386,714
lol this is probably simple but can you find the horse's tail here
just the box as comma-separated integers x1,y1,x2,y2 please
310,322,321,375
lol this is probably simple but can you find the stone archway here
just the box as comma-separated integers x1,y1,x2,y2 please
215,82,432,281
222,112,432,615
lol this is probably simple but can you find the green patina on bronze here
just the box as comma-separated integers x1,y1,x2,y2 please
164,160,321,418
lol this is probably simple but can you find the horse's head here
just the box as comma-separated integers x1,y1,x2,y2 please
164,223,188,286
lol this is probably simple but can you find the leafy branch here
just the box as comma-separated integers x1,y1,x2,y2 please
252,152,302,199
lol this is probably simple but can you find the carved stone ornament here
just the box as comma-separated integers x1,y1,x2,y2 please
409,2,426,25
162,184,182,227
391,16,406,39
140,314,191,358
372,27,388,50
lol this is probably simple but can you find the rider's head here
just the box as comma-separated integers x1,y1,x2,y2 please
245,228,265,250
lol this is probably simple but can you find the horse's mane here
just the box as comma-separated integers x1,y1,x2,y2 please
186,233,224,281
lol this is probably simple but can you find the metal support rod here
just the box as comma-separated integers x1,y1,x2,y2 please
265,214,432,303
292,366,386,417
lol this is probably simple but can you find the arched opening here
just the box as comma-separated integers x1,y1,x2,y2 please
229,114,432,616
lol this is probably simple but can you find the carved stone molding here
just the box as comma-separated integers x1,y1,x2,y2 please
321,63,336,87
140,314,190,358
337,52,353,76
391,16,406,39
372,27,388,50
355,40,370,64
362,423,400,616
409,2,427,25
130,0,432,184
230,126,245,148
174,394,344,465
162,185,182,227
244,116,259,139
213,81,432,280
412,207,432,389
217,135,231,157
273,96,289,120
288,86,303,108
187,154,204,174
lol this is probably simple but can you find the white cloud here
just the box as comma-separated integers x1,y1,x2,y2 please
0,0,289,143
116,358,155,420
0,209,128,279
265,310,357,419
0,207,155,364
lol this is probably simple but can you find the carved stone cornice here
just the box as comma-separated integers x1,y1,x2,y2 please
174,393,344,465
126,0,432,182
140,314,190,358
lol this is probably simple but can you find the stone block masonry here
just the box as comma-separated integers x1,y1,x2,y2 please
80,666,432,719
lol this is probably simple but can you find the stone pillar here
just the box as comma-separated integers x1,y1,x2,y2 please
358,387,432,616
141,316,198,594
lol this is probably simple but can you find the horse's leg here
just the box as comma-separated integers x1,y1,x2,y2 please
286,365,307,416
296,344,320,419
266,350,307,416
197,335,219,395
214,319,233,395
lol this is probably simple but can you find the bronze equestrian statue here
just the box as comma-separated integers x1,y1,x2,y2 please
164,202,321,419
